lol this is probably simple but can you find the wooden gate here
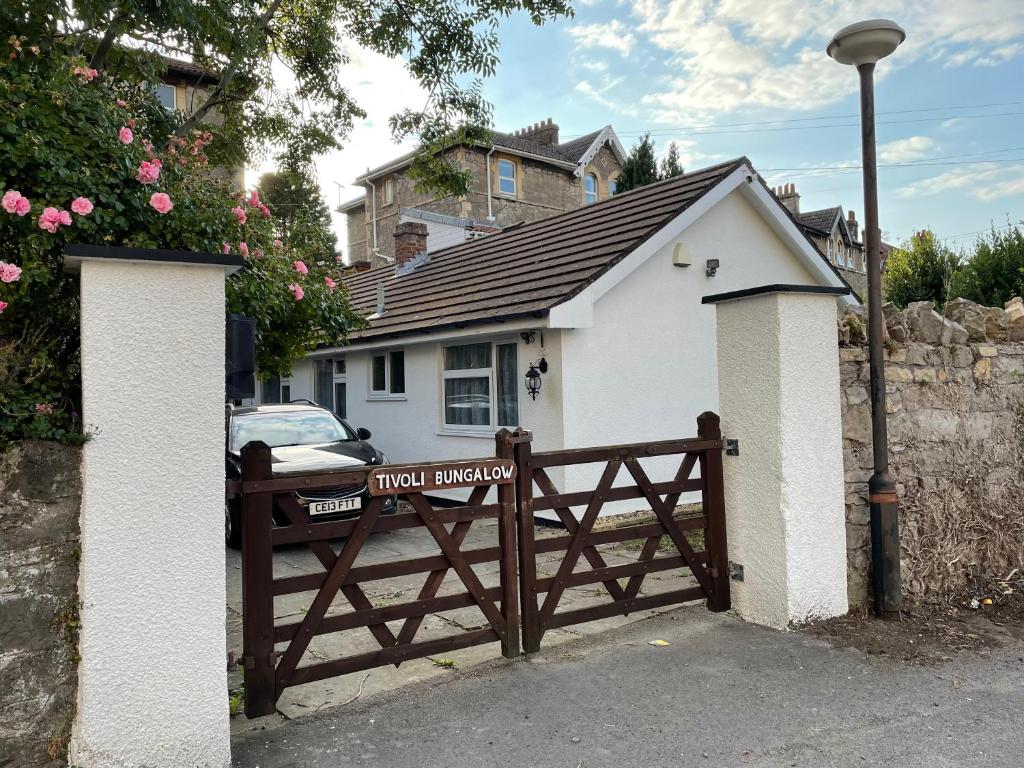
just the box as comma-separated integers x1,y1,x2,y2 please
511,411,730,653
235,436,520,718
232,413,729,716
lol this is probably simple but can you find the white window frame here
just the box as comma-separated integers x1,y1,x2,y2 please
439,340,519,435
608,177,618,196
155,82,176,111
383,178,394,206
583,173,598,205
368,349,406,400
497,159,517,197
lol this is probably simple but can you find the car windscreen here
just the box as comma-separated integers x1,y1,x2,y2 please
230,411,356,452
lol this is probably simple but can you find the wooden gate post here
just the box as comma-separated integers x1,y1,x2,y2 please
697,412,730,612
240,441,278,717
509,430,541,654
495,431,521,658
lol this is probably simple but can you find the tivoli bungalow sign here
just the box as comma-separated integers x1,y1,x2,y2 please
368,458,516,496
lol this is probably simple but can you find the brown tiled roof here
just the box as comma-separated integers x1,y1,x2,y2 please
162,56,219,85
491,129,605,165
342,158,749,342
795,207,841,234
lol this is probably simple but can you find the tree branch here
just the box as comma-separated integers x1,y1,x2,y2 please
173,0,284,138
89,8,131,69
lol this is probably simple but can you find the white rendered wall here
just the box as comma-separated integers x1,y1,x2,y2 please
306,327,566,500
715,292,848,627
71,260,230,767
558,189,816,515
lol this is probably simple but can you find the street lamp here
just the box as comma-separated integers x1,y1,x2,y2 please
828,19,905,618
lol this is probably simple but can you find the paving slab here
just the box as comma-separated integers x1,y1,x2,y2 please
232,606,1024,768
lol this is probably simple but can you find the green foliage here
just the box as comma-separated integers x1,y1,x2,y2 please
614,135,685,195
615,133,659,194
258,166,337,259
659,142,683,179
0,44,357,443
948,223,1024,308
6,0,573,197
883,230,962,309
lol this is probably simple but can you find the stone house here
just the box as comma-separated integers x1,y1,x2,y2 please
158,56,245,191
340,119,625,268
772,183,874,297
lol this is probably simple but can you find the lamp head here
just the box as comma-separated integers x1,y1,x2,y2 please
827,19,905,66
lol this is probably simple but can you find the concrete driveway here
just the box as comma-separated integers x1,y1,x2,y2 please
231,606,1024,768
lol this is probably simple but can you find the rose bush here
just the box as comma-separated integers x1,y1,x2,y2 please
0,38,361,445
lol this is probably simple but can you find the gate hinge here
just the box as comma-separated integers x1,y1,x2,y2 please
242,651,281,670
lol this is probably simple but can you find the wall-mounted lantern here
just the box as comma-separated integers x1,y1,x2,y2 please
525,357,548,400
705,258,720,278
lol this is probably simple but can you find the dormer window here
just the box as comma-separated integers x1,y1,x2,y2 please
497,159,516,196
584,173,597,205
383,178,394,206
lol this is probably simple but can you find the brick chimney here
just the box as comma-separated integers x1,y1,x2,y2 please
846,209,859,241
514,117,559,146
394,221,428,267
772,183,800,215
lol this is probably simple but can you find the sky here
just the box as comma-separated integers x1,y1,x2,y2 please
250,0,1024,256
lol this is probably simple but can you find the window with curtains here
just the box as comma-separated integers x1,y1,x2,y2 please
442,341,519,430
369,350,405,397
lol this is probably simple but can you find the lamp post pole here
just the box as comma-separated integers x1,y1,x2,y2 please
857,62,902,617
828,20,905,617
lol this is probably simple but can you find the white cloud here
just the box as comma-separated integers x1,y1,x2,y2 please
898,162,1024,201
878,136,938,164
575,76,627,110
566,20,637,56
600,0,1024,122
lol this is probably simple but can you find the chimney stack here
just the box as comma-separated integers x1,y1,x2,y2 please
516,117,559,146
772,183,800,215
394,221,428,267
847,209,859,241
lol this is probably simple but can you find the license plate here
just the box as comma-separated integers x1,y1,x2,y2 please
308,497,361,516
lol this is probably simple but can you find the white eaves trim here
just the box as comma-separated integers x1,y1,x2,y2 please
574,126,626,178
310,316,547,356
548,164,856,329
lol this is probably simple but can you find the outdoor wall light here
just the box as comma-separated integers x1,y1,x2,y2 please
705,258,720,277
525,357,548,400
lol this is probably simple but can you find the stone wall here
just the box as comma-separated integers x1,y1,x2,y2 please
839,298,1024,606
0,441,82,766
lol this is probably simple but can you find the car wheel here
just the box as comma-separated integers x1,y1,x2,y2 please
225,502,242,550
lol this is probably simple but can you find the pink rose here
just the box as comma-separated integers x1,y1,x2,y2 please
149,192,173,214
253,248,264,259
73,66,98,81
289,283,305,301
222,242,231,255
2,190,30,216
0,261,22,283
37,207,63,233
259,204,270,219
292,260,308,275
247,189,260,208
238,242,249,257
116,98,128,107
335,254,344,263
119,126,134,144
71,197,93,215
273,239,283,250
325,276,337,291
58,210,72,226
231,206,246,225
0,300,7,313
34,403,54,415
135,160,161,184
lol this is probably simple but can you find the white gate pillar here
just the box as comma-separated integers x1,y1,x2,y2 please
66,245,242,768
703,284,850,628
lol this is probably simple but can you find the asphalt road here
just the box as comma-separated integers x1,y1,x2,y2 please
232,607,1024,768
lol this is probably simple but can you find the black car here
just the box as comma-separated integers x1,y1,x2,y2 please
225,402,397,548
